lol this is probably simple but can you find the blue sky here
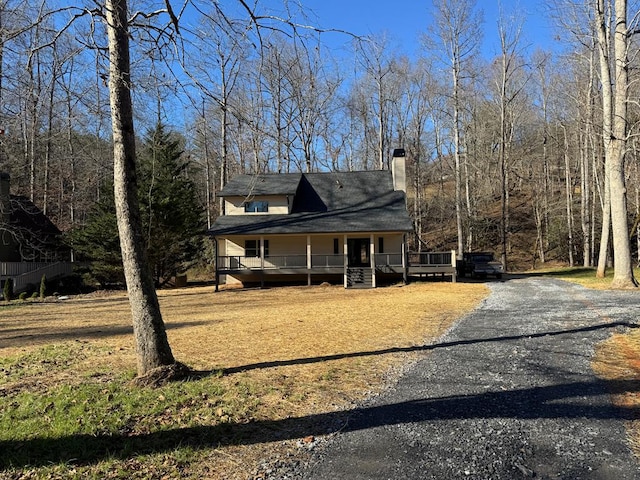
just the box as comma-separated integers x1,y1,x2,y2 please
299,0,561,59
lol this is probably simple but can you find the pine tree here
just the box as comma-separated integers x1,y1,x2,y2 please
138,123,204,285
70,123,204,287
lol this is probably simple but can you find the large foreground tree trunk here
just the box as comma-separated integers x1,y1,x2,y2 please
609,0,636,288
105,0,177,377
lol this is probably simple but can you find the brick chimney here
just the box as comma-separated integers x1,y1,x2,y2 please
391,149,406,192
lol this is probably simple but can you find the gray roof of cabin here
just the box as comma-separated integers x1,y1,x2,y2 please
218,173,302,196
209,170,414,236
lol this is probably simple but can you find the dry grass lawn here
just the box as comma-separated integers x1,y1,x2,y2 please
540,268,640,461
0,282,487,479
593,331,640,455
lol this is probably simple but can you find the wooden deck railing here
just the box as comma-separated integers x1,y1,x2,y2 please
374,253,403,267
408,251,454,267
1,261,76,293
218,251,454,271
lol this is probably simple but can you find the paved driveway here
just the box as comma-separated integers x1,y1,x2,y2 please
289,277,640,479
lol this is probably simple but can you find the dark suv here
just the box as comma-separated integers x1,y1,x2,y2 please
458,252,503,279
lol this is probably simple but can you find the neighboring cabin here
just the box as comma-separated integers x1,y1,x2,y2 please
209,150,456,289
0,173,73,294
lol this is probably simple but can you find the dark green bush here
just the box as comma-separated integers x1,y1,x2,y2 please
3,279,12,302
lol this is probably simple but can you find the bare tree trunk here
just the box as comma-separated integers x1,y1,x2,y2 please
43,54,56,217
453,85,464,258
105,0,177,378
463,130,473,251
536,53,550,264
27,43,41,204
562,124,574,266
595,0,613,278
581,51,594,267
636,183,640,266
609,0,636,287
496,14,525,272
596,165,611,277
377,76,384,170
430,0,481,259
201,102,212,229
220,105,227,214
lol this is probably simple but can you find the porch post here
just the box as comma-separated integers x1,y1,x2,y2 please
307,235,312,286
370,233,376,288
214,237,219,292
451,249,457,283
343,234,348,288
260,236,265,288
402,234,408,284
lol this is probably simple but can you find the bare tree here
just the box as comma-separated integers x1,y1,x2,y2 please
427,0,482,259
594,0,636,287
356,35,397,171
495,8,529,271
105,0,180,379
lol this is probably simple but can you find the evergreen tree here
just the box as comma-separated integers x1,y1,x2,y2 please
69,183,123,285
70,123,204,287
138,123,204,285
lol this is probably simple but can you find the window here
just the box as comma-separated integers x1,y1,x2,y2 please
244,201,269,213
378,237,384,254
245,240,258,257
333,238,339,255
245,240,269,257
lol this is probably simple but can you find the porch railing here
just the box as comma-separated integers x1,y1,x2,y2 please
265,255,307,268
408,251,454,267
374,253,403,267
311,254,344,267
219,255,308,270
0,261,76,294
218,251,454,271
0,262,54,276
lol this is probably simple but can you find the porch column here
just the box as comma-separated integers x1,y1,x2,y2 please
214,237,219,292
259,236,265,289
451,249,457,283
343,234,348,288
370,234,376,288
260,236,265,270
307,235,312,286
402,234,408,284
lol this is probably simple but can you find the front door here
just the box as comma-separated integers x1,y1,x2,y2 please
347,238,370,267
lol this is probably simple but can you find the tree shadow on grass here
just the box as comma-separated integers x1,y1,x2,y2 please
2,377,639,470
2,322,639,470
0,320,209,350
221,321,638,375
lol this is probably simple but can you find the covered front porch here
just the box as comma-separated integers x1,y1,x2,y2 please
214,233,456,289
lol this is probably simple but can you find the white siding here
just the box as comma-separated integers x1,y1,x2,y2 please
378,234,403,253
224,195,291,215
312,235,342,255
221,234,404,256
225,239,244,256
268,236,307,255
223,236,306,256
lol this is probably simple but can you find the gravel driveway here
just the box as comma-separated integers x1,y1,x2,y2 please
286,277,640,479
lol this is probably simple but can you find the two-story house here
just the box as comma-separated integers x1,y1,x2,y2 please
209,150,456,288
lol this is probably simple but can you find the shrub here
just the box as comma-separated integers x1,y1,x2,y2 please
3,278,12,302
39,274,46,300
18,292,28,301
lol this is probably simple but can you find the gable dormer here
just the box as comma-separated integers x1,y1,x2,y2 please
218,173,302,216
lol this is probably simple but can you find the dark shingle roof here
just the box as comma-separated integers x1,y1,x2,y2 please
218,173,302,197
209,170,413,235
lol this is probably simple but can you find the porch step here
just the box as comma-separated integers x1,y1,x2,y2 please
347,268,372,288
